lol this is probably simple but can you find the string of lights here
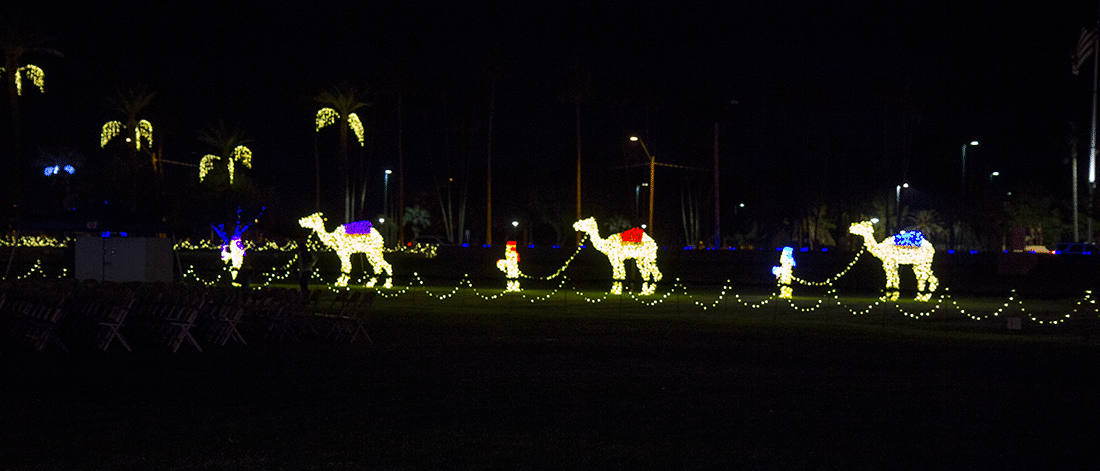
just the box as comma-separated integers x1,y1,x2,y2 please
791,247,866,287
517,234,588,280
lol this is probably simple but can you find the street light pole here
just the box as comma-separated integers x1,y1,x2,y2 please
631,136,656,236
961,140,978,197
895,183,908,231
383,169,391,219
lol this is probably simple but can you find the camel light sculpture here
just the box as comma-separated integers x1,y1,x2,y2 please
496,241,521,292
573,217,662,295
848,220,938,301
298,212,393,288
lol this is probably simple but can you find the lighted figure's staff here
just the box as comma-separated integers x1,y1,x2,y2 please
496,241,521,292
772,247,796,299
849,220,938,301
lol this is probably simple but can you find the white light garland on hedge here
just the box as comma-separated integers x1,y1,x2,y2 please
0,235,74,248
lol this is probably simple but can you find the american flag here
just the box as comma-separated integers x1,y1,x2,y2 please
1073,26,1098,75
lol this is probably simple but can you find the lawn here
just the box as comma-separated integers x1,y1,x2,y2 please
3,283,1099,470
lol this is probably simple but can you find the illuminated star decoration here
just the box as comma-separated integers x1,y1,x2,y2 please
100,119,154,150
849,221,939,302
771,246,796,299
496,241,521,292
1,64,45,96
199,145,253,184
573,217,662,295
212,207,264,284
298,212,392,288
316,108,365,145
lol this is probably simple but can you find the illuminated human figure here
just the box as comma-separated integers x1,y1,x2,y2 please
848,221,938,301
213,221,252,286
298,212,393,288
572,217,662,295
496,241,521,292
771,246,796,299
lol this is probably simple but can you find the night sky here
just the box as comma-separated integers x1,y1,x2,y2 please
3,1,1095,245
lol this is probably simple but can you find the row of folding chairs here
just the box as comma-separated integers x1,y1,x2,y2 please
0,281,376,353
0,282,71,353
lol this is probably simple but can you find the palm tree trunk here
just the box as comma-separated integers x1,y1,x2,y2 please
339,119,350,223
314,131,320,212
486,81,495,246
397,94,405,245
575,98,582,246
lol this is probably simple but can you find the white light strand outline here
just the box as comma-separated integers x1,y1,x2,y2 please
791,247,866,286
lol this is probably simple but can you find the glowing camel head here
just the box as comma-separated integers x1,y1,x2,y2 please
848,220,875,238
572,217,598,234
298,212,327,232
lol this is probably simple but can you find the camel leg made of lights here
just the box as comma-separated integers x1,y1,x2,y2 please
636,257,662,295
881,261,901,301
336,251,392,288
366,252,393,289
609,258,627,295
913,263,939,302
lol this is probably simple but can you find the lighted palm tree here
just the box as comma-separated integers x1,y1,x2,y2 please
1,18,61,161
316,86,369,223
100,86,155,151
198,121,252,186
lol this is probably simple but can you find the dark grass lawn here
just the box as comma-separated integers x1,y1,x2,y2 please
3,288,1099,470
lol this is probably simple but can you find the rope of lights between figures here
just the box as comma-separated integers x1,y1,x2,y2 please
11,256,1098,325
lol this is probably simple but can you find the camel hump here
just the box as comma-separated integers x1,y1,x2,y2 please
344,220,373,235
621,227,646,243
892,231,925,247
